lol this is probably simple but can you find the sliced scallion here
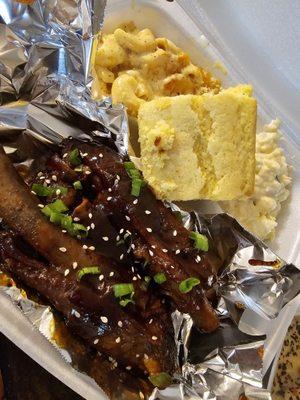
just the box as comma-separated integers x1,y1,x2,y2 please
179,277,200,294
131,178,143,197
119,297,134,307
189,231,209,252
69,148,81,167
149,372,172,388
113,283,134,298
77,266,101,281
32,184,53,197
73,180,82,190
154,272,166,285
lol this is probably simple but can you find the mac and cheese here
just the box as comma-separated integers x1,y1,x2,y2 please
92,22,220,116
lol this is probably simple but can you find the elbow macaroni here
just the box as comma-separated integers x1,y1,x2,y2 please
92,23,220,116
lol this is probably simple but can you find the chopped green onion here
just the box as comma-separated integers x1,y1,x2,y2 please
189,231,209,251
119,297,134,307
131,178,143,197
69,148,81,167
49,199,68,213
31,184,68,197
72,223,88,237
49,211,64,225
154,272,166,285
113,283,134,298
149,372,172,388
73,180,82,190
124,161,145,197
32,184,53,197
144,276,151,283
179,277,200,294
77,266,101,281
74,164,83,172
124,161,135,172
61,215,73,231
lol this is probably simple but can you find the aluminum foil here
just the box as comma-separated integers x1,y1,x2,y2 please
0,1,299,400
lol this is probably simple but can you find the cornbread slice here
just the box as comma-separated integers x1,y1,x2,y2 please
138,85,257,201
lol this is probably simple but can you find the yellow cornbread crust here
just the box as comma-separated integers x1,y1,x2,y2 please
138,85,257,201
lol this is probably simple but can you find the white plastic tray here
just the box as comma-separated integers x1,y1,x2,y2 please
1,1,299,398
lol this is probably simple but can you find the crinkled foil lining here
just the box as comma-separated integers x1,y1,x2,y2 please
0,1,299,399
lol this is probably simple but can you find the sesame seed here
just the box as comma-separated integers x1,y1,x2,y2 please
149,319,153,324
37,172,43,177
86,226,90,231
146,227,152,233
145,210,151,214
126,366,132,370
74,310,80,318
116,235,120,241
88,213,93,219
115,337,121,343
85,170,91,175
59,247,67,252
125,215,130,221
151,245,156,249
131,267,135,273
102,236,109,241
94,338,99,344
39,176,45,180
38,204,44,208
109,272,114,277
132,276,137,281
170,265,175,269
173,230,177,236
136,354,140,358
118,321,123,327
144,354,149,360
52,175,57,181
152,336,158,341
131,244,135,250
99,153,103,158
64,269,70,276
108,357,113,362
99,274,104,281
120,254,124,260
76,235,81,239
55,189,61,195
62,229,67,233
108,188,112,192
72,262,78,269
137,274,142,280
83,244,88,249
81,152,88,157
31,190,36,195
139,391,145,399
89,246,95,251
133,199,138,205
100,316,108,324
149,249,154,256
196,255,201,263
116,175,120,180
107,197,112,201
162,249,168,253
175,249,180,254
91,223,95,229
63,153,68,158
45,179,51,184
73,217,80,221
120,229,124,234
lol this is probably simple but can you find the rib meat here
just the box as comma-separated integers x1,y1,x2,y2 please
69,141,219,332
0,146,176,377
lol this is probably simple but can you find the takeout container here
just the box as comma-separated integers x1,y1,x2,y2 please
0,1,299,399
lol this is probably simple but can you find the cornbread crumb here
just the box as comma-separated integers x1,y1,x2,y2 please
138,85,257,201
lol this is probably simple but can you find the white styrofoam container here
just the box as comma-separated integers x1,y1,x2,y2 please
1,1,299,398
